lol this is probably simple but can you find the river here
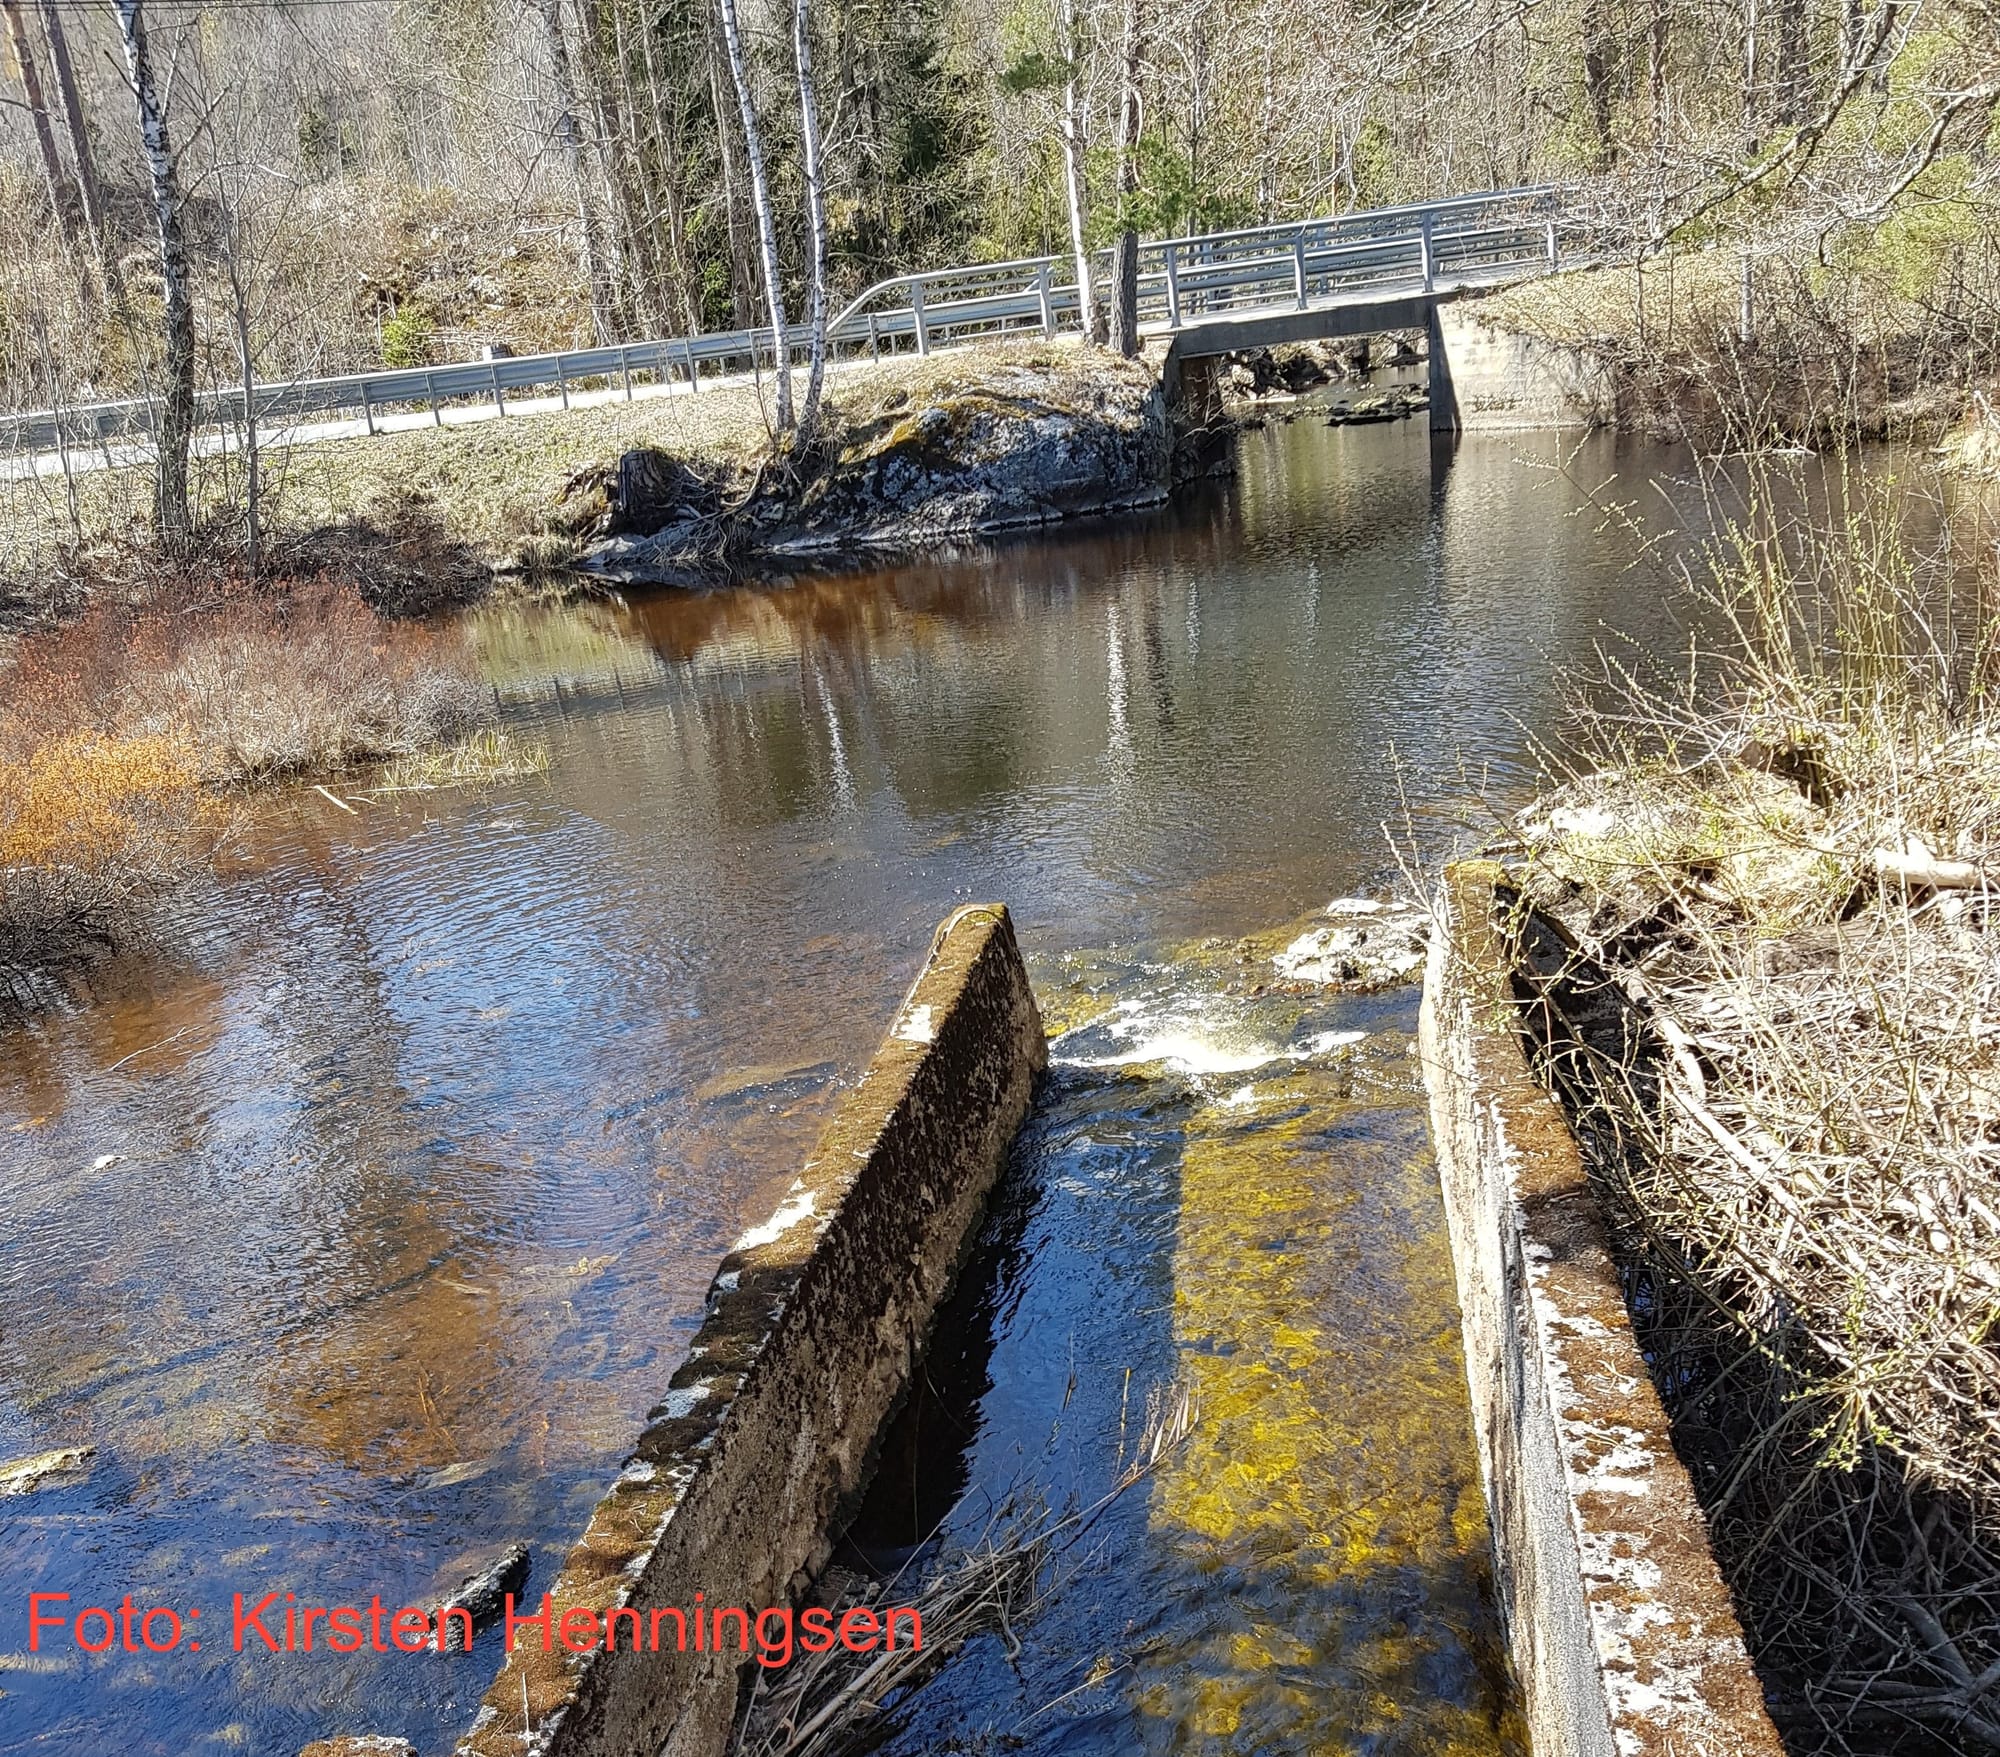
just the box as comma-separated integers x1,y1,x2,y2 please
1,408,1719,1754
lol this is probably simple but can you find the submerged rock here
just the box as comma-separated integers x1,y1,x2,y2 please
0,1445,94,1494
1272,898,1431,990
438,1542,530,1647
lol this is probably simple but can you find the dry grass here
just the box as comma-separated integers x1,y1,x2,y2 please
365,727,549,794
733,1384,1194,1757
0,577,490,973
7,580,490,783
1495,461,2000,1750
0,337,1133,603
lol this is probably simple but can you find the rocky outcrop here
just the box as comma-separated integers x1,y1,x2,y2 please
584,350,1172,582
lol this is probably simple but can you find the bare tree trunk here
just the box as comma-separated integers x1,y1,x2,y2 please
604,0,672,336
1739,0,1759,345
631,4,700,333
708,20,757,330
3,0,74,232
536,0,618,342
1581,0,1616,169
717,0,792,433
1256,19,1275,220
113,0,195,555
1057,0,1097,341
1772,0,1809,124
223,216,259,578
794,0,828,434
39,0,121,305
1648,0,1670,249
1107,0,1143,358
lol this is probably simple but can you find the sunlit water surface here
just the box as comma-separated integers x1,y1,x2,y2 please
2,413,1730,1753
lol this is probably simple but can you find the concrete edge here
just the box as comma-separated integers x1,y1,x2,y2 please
1418,860,1785,1757
396,901,1050,1757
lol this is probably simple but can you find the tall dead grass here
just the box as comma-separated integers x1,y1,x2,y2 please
6,579,489,783
0,577,490,973
1497,459,2000,1751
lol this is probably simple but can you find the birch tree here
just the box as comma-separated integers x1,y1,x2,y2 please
717,0,794,433
113,0,196,552
1059,0,1097,340
795,0,830,434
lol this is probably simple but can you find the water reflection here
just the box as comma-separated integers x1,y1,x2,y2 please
851,948,1522,1755
5,418,1715,1752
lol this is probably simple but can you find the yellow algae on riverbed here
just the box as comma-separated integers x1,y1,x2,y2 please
1143,1059,1522,1754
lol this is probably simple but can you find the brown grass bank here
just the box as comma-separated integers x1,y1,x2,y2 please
0,577,494,981
1485,465,2000,1751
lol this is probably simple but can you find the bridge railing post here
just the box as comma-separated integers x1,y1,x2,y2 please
1545,218,1559,272
1037,262,1055,338
1292,232,1308,310
1419,213,1435,293
1164,244,1182,329
911,279,931,356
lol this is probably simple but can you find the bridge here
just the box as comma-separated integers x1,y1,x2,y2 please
4,186,1577,462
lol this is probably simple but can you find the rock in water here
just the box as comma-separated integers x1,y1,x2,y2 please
300,1740,417,1757
438,1543,531,1648
1272,898,1431,990
0,1445,95,1494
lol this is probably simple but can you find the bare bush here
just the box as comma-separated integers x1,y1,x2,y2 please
1495,462,2000,1750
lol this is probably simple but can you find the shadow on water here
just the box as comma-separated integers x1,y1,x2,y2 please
837,945,1526,1756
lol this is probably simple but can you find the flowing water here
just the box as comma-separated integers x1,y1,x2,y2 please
2,410,1727,1755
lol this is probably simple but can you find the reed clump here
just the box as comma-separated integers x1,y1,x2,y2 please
0,576,492,971
1498,461,2000,1751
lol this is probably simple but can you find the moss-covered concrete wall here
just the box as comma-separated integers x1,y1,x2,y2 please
1419,862,1783,1757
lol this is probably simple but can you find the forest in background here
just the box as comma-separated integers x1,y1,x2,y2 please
0,0,1995,420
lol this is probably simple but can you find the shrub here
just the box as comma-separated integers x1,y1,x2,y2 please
0,731,211,956
8,579,491,784
380,304,437,369
0,576,492,969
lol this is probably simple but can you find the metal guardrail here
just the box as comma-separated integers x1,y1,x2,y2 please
4,185,1572,459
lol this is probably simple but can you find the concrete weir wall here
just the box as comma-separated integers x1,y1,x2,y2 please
1419,862,1785,1757
430,903,1046,1757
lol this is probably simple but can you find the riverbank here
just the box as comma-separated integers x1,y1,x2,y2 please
1481,472,2000,1752
1472,254,1996,453
0,340,1172,629
0,578,532,986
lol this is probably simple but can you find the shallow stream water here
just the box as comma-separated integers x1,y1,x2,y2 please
2,408,1727,1754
